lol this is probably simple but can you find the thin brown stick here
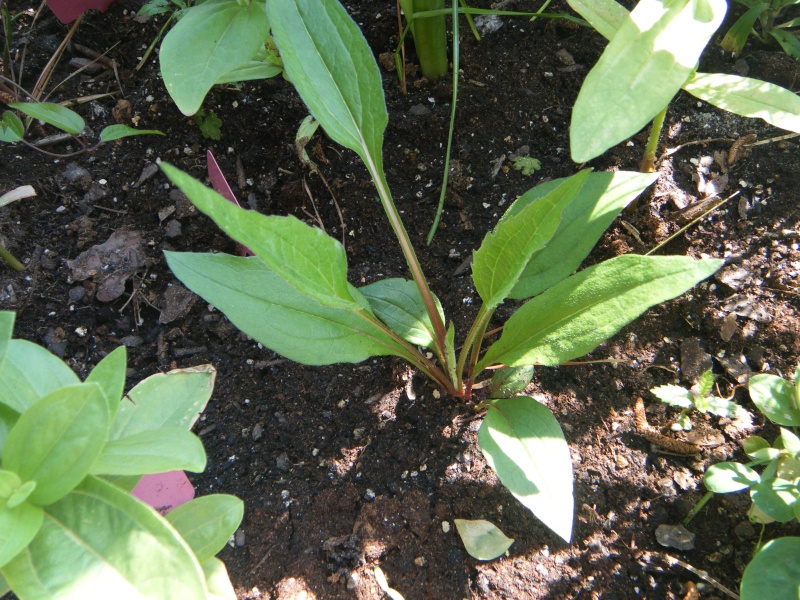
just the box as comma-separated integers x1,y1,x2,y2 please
32,15,83,100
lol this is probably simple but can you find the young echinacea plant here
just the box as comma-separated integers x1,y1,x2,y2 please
161,0,722,542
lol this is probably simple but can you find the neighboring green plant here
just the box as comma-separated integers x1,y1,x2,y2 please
158,0,282,116
512,155,542,176
161,0,722,543
194,108,223,140
0,311,243,600
685,366,800,599
0,99,163,157
722,0,800,62
568,0,800,170
651,369,748,430
133,0,198,72
398,0,448,80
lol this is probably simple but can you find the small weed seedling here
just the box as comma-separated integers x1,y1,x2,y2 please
161,0,722,543
722,0,800,62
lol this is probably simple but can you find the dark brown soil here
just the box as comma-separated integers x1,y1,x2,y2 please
2,1,800,598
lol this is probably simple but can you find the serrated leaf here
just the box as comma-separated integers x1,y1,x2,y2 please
99,125,164,142
166,253,407,365
8,102,84,135
749,374,800,426
478,397,573,542
478,255,722,370
91,428,206,476
705,396,745,418
454,518,514,561
703,461,760,493
0,501,43,568
0,340,79,414
0,110,24,143
360,278,444,349
751,478,798,522
741,537,800,600
651,384,694,408
160,0,270,115
167,495,244,563
571,0,727,162
473,170,590,308
684,73,800,134
86,347,127,419
697,369,715,396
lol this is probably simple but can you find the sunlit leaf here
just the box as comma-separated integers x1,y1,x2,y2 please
454,518,514,561
703,461,760,493
361,278,444,349
741,537,800,600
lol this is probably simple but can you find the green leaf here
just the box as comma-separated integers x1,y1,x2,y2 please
8,102,85,135
0,340,80,414
570,0,727,162
214,60,283,85
478,255,722,370
454,518,514,561
1,476,208,599
473,170,590,308
697,369,715,396
478,396,573,542
0,404,17,454
703,461,760,493
91,428,206,476
751,478,798,522
267,0,388,171
110,364,215,440
166,495,244,563
749,374,800,426
651,384,694,408
684,73,800,134
488,365,535,399
567,0,630,41
159,0,270,115
99,125,165,142
86,347,127,419
161,163,363,311
0,572,9,596
202,557,237,600
0,110,23,143
506,171,657,299
741,537,800,600
781,428,800,457
769,28,800,62
0,501,43,568
743,435,770,457
360,278,444,349
166,252,407,365
778,456,800,482
3,383,109,505
0,312,12,376
705,396,746,418
720,4,769,52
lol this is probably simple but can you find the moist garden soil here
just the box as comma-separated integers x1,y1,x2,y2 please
2,1,800,598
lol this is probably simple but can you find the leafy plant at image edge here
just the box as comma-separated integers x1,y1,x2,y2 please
0,311,242,600
162,0,722,544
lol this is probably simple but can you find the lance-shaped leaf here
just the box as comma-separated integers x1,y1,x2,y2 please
162,163,363,311
503,171,657,299
0,501,43,568
267,0,388,171
86,346,127,418
99,125,164,142
3,383,109,506
479,397,573,542
567,0,629,40
8,102,85,135
0,340,79,414
91,428,206,476
683,73,800,134
473,170,590,309
166,252,407,365
454,519,514,561
570,0,727,163
0,110,24,143
166,495,244,563
741,537,800,600
1,476,208,600
361,278,445,349
159,0,270,116
478,255,722,370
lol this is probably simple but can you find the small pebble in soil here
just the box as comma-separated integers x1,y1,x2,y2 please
655,524,695,551
734,520,756,540
234,529,245,547
441,521,450,533
364,489,376,500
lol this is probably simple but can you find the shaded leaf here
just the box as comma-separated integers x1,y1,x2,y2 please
749,374,800,426
91,428,206,476
454,518,514,561
720,4,770,52
99,125,164,142
166,495,244,563
751,478,798,523
361,278,444,349
8,102,85,135
0,340,79,414
487,365,535,399
0,501,43,568
0,111,24,143
86,346,127,419
741,537,800,600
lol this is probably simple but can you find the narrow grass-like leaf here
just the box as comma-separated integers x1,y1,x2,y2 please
0,312,12,370
720,3,769,52
8,102,85,135
478,396,573,542
570,0,727,162
267,0,388,169
503,171,657,299
91,428,206,476
166,252,407,365
0,340,79,414
159,0,270,115
86,346,126,418
473,170,590,308
214,61,283,85
1,476,207,600
162,163,362,311
567,0,629,40
99,125,164,142
0,501,43,568
704,461,760,493
741,537,800,599
684,72,800,133
454,519,514,561
769,28,800,61
0,111,24,143
749,374,800,426
478,255,722,370
166,495,244,563
361,278,444,349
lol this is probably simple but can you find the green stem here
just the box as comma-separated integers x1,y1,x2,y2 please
640,106,667,173
456,304,493,393
683,490,714,525
412,0,448,80
0,244,24,271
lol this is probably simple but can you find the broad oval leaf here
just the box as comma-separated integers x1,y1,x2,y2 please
751,478,799,523
478,255,722,370
91,428,207,476
159,0,270,115
360,278,444,349
0,340,79,414
0,501,43,568
749,374,800,426
99,125,164,142
704,461,760,493
478,396,573,542
684,73,800,134
203,557,237,600
488,365,535,399
3,383,109,505
86,346,127,418
166,495,244,563
743,435,770,457
0,110,24,143
473,170,590,308
454,518,514,561
166,252,407,365
741,537,800,600
8,102,85,135
267,0,388,170
570,0,727,163
162,163,362,311
2,476,208,600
